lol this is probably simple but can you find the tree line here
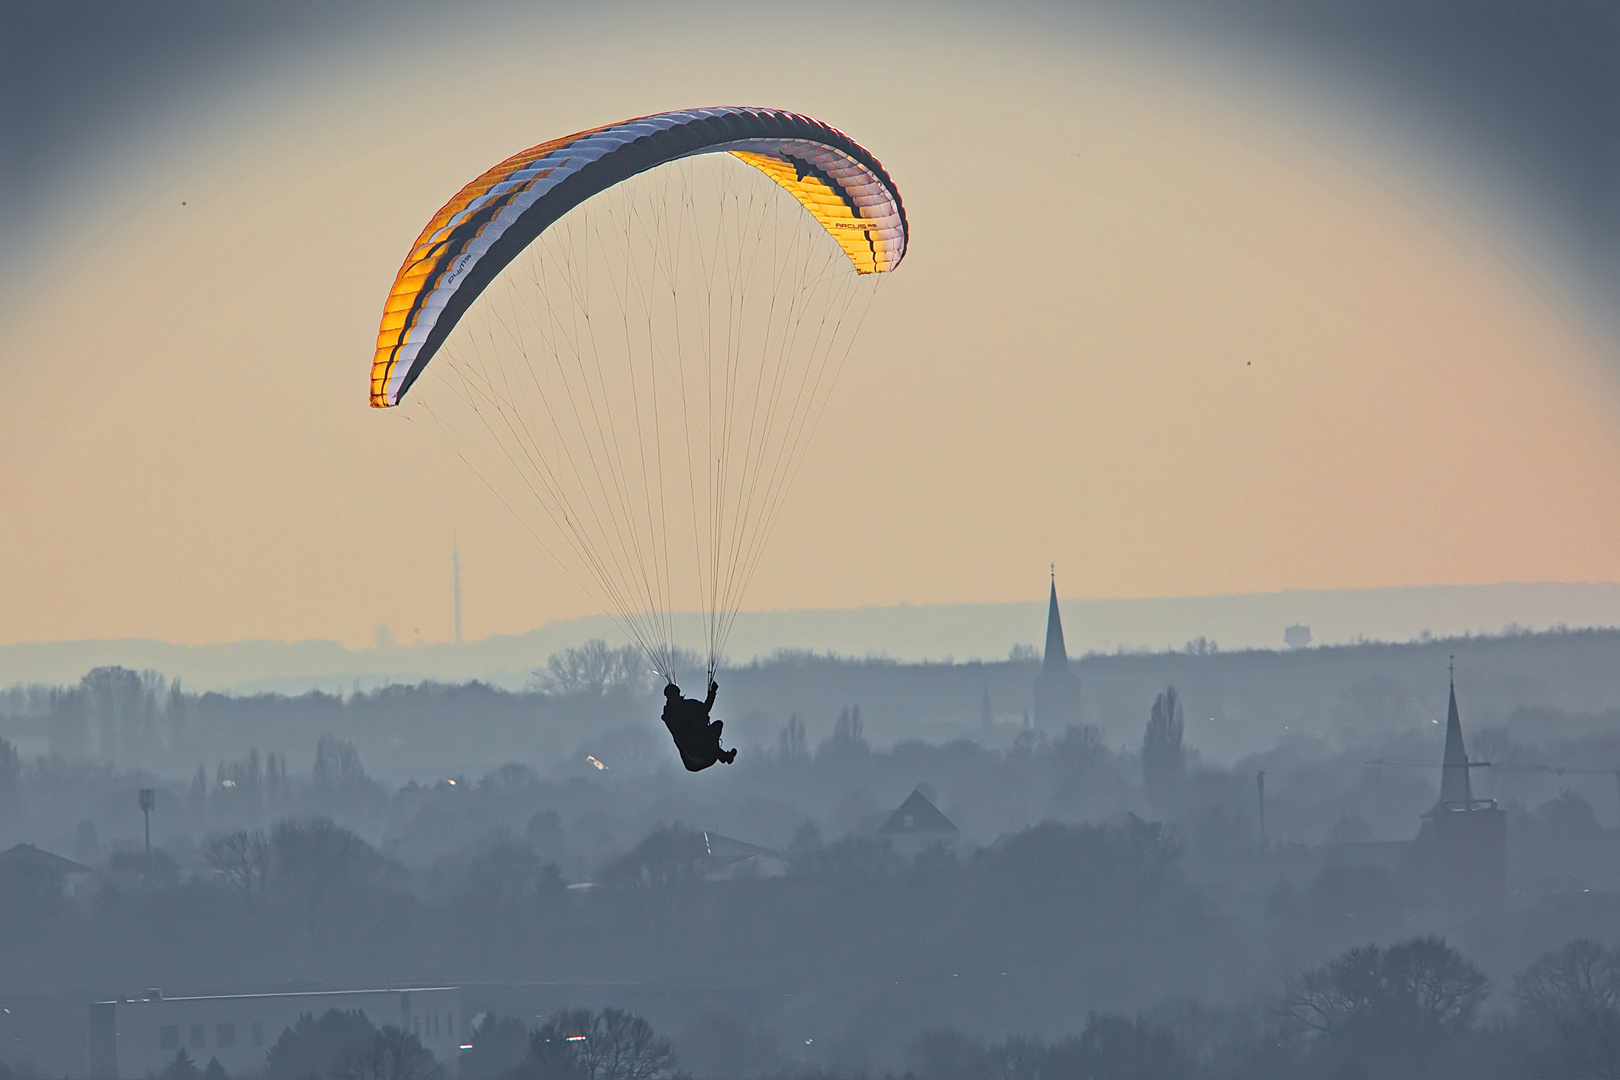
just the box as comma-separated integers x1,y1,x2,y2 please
124,935,1620,1080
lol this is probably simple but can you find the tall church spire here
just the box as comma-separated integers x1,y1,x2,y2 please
1426,657,1506,909
1033,568,1082,728
1440,659,1472,806
1043,565,1069,673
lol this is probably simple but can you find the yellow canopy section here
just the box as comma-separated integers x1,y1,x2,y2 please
730,150,884,275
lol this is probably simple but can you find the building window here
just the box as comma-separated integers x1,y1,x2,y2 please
216,1023,236,1048
190,1023,206,1048
160,1026,179,1050
252,1021,264,1047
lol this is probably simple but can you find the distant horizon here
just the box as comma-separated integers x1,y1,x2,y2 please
7,577,1620,652
4,580,1618,695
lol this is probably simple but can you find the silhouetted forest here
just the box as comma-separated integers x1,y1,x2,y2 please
2,628,1620,1077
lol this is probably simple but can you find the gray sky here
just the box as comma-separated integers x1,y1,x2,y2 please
4,0,1614,302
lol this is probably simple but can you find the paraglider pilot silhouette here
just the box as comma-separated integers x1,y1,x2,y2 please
366,109,907,784
662,680,737,771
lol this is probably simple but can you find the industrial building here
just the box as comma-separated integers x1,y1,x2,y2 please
88,986,462,1078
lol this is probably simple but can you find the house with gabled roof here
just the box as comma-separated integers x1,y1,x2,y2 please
0,843,94,898
879,789,959,853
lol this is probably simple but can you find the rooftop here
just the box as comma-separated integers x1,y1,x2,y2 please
0,843,91,876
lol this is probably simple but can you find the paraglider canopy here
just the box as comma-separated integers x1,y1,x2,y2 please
369,107,907,684
372,107,907,409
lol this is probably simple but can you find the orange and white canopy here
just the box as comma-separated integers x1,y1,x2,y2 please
371,106,908,408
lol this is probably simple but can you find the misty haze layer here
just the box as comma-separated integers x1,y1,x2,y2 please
5,1,1616,300
3,628,1620,1078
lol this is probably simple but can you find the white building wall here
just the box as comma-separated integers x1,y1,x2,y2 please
97,987,462,1078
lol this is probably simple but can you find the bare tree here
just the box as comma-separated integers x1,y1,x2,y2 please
264,751,291,811
458,1014,531,1080
335,1025,442,1080
514,1009,677,1080
1278,936,1489,1077
907,1028,989,1080
215,748,264,813
832,705,864,743
777,714,808,763
1047,1014,1192,1080
529,640,651,698
1054,723,1108,778
1514,939,1620,1078
987,1034,1046,1080
207,829,269,907
313,736,370,798
822,705,870,763
588,1008,677,1080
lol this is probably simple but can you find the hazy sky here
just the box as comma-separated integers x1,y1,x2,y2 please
2,0,1617,649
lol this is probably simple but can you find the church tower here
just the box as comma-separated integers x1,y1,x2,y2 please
1426,664,1506,907
1439,673,1473,807
1032,570,1083,729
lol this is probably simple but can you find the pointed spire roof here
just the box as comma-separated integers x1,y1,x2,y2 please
1440,665,1472,807
1043,567,1070,673
1034,568,1083,728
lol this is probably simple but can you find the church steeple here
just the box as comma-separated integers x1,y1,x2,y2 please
1425,657,1506,909
1440,660,1472,807
1043,565,1070,673
1033,568,1082,728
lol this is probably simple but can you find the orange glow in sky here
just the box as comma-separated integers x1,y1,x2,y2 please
2,6,1616,648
